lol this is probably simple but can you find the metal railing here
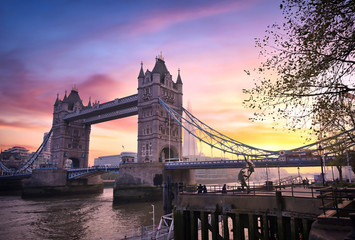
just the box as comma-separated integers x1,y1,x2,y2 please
180,183,320,198
121,213,173,240
318,187,355,218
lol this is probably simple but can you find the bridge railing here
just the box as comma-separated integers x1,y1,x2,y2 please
67,166,119,179
318,187,355,218
180,183,320,198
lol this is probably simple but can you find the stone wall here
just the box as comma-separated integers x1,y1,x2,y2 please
165,169,196,185
116,162,164,187
23,169,67,187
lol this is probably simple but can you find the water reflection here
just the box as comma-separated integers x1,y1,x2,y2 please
0,188,163,240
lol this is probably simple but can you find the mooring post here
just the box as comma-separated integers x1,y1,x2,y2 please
163,183,168,214
174,182,178,206
163,176,172,214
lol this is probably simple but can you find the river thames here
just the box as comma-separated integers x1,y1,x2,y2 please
0,187,164,240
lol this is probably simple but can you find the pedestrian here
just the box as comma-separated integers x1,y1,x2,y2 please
197,184,202,194
306,178,309,188
203,185,207,193
302,179,306,188
222,184,227,194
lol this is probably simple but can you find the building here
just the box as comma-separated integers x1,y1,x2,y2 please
94,152,137,166
137,55,183,163
0,146,32,170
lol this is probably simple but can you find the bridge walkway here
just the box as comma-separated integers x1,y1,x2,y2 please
182,183,321,198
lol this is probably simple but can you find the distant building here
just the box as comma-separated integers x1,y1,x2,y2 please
121,152,137,163
0,146,32,170
94,152,137,166
182,101,198,157
33,132,52,169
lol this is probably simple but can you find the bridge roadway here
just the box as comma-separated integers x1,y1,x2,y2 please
0,156,331,179
164,156,333,169
63,94,138,124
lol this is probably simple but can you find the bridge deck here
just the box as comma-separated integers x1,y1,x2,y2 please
63,94,138,122
165,156,332,169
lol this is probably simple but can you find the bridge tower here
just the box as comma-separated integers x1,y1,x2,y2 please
137,55,183,163
50,88,91,169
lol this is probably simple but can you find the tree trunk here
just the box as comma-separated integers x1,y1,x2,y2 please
336,166,343,181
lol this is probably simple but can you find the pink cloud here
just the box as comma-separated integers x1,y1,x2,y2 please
92,116,137,132
75,74,121,103
128,1,256,37
0,119,47,130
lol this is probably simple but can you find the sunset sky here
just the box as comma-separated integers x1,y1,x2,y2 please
0,0,314,169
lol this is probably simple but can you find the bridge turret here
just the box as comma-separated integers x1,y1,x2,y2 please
137,55,183,164
51,88,91,170
175,69,183,107
138,61,145,87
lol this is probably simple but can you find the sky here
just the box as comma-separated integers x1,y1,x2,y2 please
0,0,315,171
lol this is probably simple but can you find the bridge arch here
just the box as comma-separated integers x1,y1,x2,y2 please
64,157,81,169
159,145,179,162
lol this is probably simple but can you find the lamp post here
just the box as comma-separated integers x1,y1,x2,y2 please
317,145,325,186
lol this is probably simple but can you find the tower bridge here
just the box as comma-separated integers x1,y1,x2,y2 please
50,56,183,171
1,56,354,200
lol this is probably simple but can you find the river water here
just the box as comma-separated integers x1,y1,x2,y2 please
0,188,164,240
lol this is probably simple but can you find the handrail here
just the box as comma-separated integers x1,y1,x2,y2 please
318,187,355,218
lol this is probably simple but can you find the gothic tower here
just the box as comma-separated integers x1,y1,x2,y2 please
51,88,91,169
137,55,183,163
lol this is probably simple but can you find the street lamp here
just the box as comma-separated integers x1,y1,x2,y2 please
317,145,325,186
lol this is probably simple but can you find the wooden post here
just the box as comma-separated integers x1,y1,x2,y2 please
201,211,209,240
190,211,198,240
248,214,256,240
173,209,185,240
211,212,219,240
302,219,310,240
263,215,269,240
290,217,296,240
277,215,284,240
223,214,230,240
232,213,244,240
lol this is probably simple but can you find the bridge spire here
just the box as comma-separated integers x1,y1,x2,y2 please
176,68,182,84
88,97,92,107
63,90,67,101
54,93,60,106
138,61,144,78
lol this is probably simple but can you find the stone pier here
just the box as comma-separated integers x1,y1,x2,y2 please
21,168,103,198
113,162,195,203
